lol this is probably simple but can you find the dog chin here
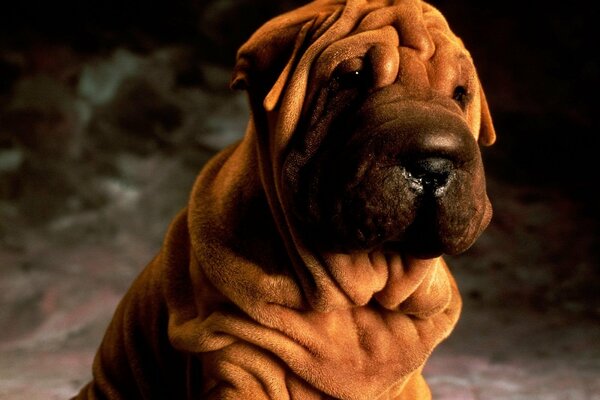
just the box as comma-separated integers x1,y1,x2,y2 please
304,215,481,260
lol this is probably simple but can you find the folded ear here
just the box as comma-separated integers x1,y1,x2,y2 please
231,7,326,115
478,85,496,146
230,1,340,107
230,22,307,95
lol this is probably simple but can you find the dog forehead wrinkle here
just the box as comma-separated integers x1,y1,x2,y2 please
309,2,448,84
354,1,437,61
313,25,399,80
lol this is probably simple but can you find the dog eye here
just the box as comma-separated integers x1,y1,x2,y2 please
334,70,367,89
331,58,369,91
452,86,469,106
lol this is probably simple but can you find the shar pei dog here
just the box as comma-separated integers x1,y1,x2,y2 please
74,0,496,399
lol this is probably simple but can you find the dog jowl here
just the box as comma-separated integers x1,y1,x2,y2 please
74,1,496,399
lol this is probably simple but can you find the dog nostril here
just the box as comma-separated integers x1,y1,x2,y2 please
404,157,454,196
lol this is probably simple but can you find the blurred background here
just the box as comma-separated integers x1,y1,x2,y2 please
0,1,598,398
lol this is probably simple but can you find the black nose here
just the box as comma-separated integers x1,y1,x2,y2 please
404,157,454,196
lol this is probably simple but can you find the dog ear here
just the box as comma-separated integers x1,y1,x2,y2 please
478,85,496,146
230,21,313,108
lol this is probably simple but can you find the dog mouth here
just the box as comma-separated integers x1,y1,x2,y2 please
309,158,483,258
285,151,489,259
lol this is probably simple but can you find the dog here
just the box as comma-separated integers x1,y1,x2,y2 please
74,0,495,399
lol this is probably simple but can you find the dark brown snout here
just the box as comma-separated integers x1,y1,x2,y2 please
355,100,479,199
284,93,491,258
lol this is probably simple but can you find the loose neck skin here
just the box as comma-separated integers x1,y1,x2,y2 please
174,127,462,400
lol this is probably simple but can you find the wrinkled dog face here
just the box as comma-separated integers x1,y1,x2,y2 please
280,5,494,258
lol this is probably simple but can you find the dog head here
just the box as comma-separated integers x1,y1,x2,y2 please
232,0,495,260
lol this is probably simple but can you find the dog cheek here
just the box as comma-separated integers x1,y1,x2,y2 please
345,169,419,246
480,194,493,234
436,175,492,255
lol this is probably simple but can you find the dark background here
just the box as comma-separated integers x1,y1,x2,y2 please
0,1,598,398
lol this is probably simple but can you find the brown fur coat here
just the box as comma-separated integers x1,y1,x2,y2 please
74,0,495,398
